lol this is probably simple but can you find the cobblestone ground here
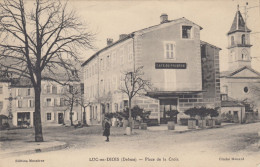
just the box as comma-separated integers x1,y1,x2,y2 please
1,123,260,167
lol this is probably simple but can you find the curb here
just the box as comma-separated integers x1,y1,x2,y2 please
0,142,68,159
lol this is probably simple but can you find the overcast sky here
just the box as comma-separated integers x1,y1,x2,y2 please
67,0,260,72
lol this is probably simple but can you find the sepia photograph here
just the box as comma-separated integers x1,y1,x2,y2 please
0,0,260,166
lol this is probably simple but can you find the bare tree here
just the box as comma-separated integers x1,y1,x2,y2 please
63,83,81,126
77,96,91,125
119,66,151,127
0,0,94,141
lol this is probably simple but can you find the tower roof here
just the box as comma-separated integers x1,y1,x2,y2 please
228,6,251,35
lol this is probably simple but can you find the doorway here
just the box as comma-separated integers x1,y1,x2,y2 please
233,111,239,123
17,112,30,127
58,113,64,124
160,99,178,124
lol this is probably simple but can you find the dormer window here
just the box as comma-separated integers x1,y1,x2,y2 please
182,26,192,39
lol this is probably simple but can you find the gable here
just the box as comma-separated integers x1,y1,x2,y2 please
231,68,260,78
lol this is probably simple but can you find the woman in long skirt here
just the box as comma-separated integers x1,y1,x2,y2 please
103,118,110,142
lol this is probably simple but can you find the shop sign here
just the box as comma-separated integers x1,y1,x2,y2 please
155,63,187,69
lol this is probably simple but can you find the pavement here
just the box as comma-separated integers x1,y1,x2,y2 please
0,122,236,158
0,140,67,159
147,122,235,132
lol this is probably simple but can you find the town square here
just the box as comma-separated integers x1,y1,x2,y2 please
0,0,260,167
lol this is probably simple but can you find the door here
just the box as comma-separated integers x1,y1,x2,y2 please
58,113,64,124
160,99,177,124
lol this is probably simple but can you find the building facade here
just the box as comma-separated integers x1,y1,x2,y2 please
220,6,260,119
4,78,83,127
0,81,11,118
82,14,221,125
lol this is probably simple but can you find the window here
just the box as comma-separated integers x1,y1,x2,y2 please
27,89,30,96
164,42,175,59
18,100,22,108
17,88,21,96
47,113,51,120
95,106,98,119
114,103,118,112
241,49,248,60
28,100,34,108
46,98,51,107
0,101,3,109
60,98,64,106
123,100,128,109
231,36,235,45
46,85,51,93
182,26,192,39
241,34,246,45
52,85,57,94
81,83,84,95
0,86,2,94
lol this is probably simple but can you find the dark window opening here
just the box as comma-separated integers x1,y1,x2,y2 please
182,26,192,39
241,34,246,45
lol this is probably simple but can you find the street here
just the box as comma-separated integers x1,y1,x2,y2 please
1,123,260,167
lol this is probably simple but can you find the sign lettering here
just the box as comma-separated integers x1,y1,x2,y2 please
155,63,187,69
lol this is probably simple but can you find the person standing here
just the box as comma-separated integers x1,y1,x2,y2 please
103,118,110,142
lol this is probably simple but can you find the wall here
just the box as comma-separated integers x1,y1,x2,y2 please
221,106,245,123
0,82,10,116
221,77,260,109
138,19,202,92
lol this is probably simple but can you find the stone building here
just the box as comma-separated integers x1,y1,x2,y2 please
220,6,260,122
0,75,83,127
82,14,221,125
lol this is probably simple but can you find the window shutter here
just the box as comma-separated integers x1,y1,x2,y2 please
56,98,60,106
51,98,54,106
43,85,47,94
57,86,60,94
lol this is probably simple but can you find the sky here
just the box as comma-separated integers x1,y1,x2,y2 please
69,0,260,72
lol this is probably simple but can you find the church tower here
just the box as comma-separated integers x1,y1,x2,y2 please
227,5,252,71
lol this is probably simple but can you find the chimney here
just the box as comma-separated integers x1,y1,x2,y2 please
160,13,168,24
119,34,128,40
107,38,113,46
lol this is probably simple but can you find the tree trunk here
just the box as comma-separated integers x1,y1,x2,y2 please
83,107,86,125
128,97,132,128
34,86,43,142
70,101,74,126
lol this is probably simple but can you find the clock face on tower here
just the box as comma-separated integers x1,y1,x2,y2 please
241,49,248,60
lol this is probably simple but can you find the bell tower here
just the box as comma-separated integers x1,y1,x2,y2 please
227,5,252,71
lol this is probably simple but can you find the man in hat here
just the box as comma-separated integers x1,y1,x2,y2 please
103,118,111,142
